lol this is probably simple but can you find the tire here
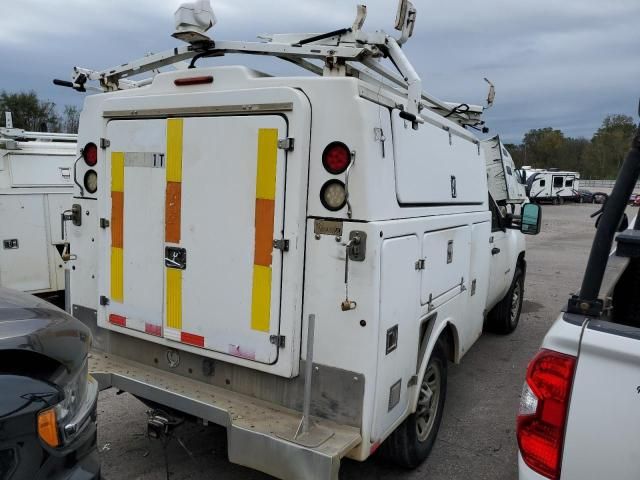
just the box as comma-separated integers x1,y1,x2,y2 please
552,197,559,205
579,197,584,204
381,339,448,469
558,196,564,205
485,266,524,335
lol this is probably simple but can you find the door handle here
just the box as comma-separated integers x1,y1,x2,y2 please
491,247,501,255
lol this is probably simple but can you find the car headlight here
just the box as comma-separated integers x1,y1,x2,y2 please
56,358,98,442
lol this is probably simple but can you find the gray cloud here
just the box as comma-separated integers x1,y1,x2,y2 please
1,0,638,142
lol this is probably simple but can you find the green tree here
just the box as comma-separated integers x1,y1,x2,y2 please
583,115,637,179
0,90,60,132
521,127,566,168
61,105,80,134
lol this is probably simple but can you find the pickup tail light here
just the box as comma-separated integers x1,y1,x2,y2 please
517,349,576,480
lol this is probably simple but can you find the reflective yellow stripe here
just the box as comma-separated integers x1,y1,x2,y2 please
250,128,278,332
111,152,125,304
251,265,271,332
255,129,278,200
166,268,182,329
110,247,123,302
166,119,183,183
111,152,125,192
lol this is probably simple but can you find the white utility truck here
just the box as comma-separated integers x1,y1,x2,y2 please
520,167,580,204
58,2,541,478
518,126,640,480
0,113,77,305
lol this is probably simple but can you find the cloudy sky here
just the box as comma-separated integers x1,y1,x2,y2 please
1,0,638,143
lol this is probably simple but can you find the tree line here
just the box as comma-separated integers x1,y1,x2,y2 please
505,114,638,180
0,90,80,134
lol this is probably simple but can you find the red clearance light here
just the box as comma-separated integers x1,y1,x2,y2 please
174,76,214,86
82,142,98,167
322,142,351,175
517,349,576,480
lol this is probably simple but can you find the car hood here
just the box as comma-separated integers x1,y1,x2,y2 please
0,288,91,373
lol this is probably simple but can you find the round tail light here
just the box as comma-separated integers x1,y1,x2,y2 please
320,180,347,211
322,142,351,174
83,142,98,167
84,170,98,194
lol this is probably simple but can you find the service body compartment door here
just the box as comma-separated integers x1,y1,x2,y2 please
420,226,471,307
100,115,289,370
0,195,50,292
372,235,420,440
392,110,485,205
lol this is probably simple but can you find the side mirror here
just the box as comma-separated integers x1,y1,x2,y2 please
520,203,542,235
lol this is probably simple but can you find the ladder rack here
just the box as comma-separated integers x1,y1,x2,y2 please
55,8,489,130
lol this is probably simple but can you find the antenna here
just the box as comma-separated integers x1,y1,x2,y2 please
484,78,496,108
395,0,417,45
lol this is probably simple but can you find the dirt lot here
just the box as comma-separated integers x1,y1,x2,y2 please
97,203,636,480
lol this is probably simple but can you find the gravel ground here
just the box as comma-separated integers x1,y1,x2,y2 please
97,203,636,480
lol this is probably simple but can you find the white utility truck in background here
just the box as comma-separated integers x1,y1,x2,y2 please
519,167,580,204
518,126,640,480
57,2,541,478
0,112,77,305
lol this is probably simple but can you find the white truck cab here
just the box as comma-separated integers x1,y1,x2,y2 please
0,114,77,303
518,128,640,480
60,2,541,478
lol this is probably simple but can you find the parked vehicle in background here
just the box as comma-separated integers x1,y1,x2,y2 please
577,189,596,203
633,195,640,206
0,113,77,306
58,2,541,478
628,192,638,204
0,288,99,480
518,167,580,204
517,126,640,480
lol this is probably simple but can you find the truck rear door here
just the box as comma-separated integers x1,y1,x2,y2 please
99,115,293,373
561,320,640,479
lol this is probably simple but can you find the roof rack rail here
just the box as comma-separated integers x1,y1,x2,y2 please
54,1,491,130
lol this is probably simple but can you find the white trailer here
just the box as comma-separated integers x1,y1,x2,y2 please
60,2,541,478
520,167,580,204
482,135,527,205
0,115,76,302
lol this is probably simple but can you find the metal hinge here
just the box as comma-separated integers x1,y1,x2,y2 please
278,138,294,151
100,218,110,228
270,335,286,348
99,295,110,306
100,138,111,149
273,239,290,252
415,259,425,270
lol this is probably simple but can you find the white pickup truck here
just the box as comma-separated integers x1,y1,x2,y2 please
517,127,640,480
58,2,541,478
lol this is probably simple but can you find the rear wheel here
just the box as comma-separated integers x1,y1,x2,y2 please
382,339,448,469
552,197,559,205
485,266,524,334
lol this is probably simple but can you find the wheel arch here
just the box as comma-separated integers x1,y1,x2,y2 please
410,319,458,413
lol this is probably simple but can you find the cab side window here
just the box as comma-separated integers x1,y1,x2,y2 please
489,195,505,232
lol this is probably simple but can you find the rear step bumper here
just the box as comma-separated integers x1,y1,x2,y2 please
90,352,362,480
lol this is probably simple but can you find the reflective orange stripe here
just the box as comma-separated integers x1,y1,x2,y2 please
254,198,275,267
111,191,124,248
165,182,182,243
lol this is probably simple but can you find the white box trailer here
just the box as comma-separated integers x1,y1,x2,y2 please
0,118,76,300
60,2,541,478
520,167,580,204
